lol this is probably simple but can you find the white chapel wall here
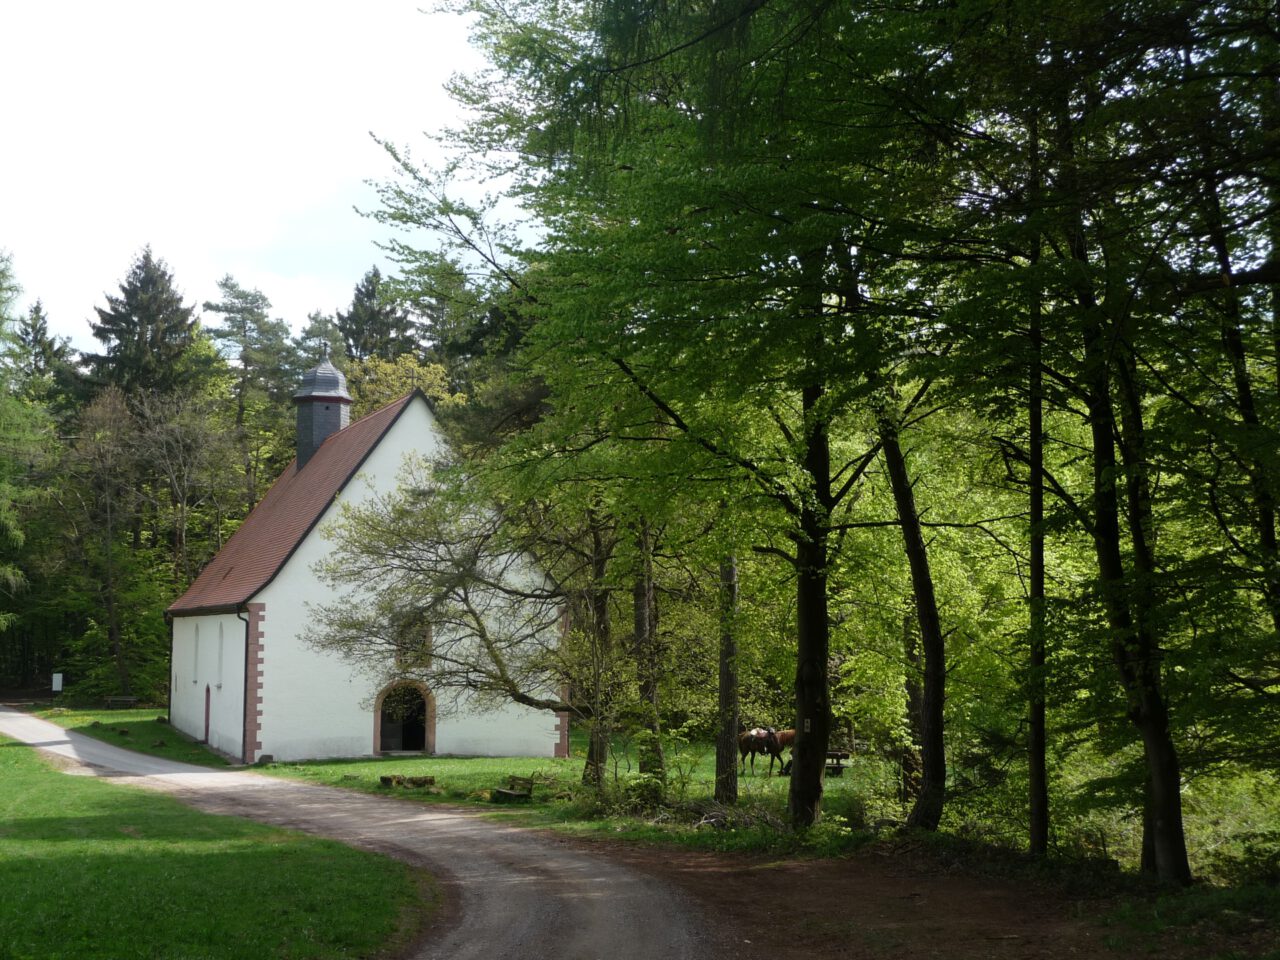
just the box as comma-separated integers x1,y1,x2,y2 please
254,399,441,760
169,612,246,758
253,396,561,761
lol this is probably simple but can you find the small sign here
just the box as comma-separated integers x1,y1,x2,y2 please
51,673,63,693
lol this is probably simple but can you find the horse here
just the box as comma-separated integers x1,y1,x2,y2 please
738,726,785,775
774,729,797,775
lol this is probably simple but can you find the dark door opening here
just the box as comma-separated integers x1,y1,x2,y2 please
379,686,427,752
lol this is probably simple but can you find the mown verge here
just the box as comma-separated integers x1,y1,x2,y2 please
0,735,434,960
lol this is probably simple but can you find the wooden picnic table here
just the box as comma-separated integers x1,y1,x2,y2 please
825,750,851,776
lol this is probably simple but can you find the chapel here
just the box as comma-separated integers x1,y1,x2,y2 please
166,360,568,763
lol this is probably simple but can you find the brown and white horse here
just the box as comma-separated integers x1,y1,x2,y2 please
738,726,787,775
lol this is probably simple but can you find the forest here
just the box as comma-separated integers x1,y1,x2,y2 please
2,0,1278,889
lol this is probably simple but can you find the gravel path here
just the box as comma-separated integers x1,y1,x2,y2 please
0,707,716,960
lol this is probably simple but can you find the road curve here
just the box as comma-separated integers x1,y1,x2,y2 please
0,707,716,960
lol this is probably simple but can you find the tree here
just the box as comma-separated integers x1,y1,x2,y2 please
0,253,45,630
6,301,80,416
202,275,298,511
349,0,1279,881
309,457,571,714
431,0,971,830
294,311,347,371
346,354,457,419
132,391,238,582
83,248,200,396
66,388,140,694
337,266,418,362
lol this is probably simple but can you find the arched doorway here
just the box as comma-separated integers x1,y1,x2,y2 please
374,682,435,754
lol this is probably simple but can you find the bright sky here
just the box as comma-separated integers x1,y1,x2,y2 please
0,0,485,350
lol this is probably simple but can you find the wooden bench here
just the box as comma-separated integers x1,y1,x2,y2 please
104,696,139,709
379,774,436,788
492,776,534,803
825,751,851,777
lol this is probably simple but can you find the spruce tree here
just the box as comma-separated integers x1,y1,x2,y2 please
83,248,198,395
336,266,418,361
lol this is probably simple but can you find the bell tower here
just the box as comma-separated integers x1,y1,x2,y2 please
293,359,353,469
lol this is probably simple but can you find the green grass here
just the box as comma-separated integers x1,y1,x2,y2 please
258,735,892,857
261,752,579,803
32,706,230,768
13,710,1276,956
0,736,433,960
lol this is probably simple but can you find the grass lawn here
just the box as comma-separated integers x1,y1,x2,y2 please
25,706,898,849
0,736,432,960
257,735,893,855
33,706,230,768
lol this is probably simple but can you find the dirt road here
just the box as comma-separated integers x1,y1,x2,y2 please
0,707,718,960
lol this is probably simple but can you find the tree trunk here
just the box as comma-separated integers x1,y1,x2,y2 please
632,522,664,779
583,723,609,787
103,484,130,695
1027,147,1050,854
237,361,255,514
1200,169,1280,632
787,383,832,829
1082,318,1192,886
880,419,946,831
1050,69,1192,884
900,611,924,804
581,514,614,787
715,554,740,806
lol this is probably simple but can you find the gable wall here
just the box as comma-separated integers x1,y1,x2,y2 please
170,612,247,759
177,394,561,764
254,398,438,760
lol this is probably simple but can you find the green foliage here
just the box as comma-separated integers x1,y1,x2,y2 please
337,265,419,362
202,274,298,406
0,254,52,639
294,310,348,370
82,247,202,396
63,552,174,702
346,354,460,418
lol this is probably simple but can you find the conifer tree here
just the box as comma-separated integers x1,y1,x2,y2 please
336,266,418,361
202,275,297,511
83,248,198,396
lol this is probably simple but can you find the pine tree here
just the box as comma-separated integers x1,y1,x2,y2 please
294,311,347,370
10,301,81,414
202,275,297,512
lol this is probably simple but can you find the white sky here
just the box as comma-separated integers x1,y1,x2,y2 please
0,0,485,350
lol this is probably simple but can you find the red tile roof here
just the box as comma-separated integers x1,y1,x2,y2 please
167,393,418,616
